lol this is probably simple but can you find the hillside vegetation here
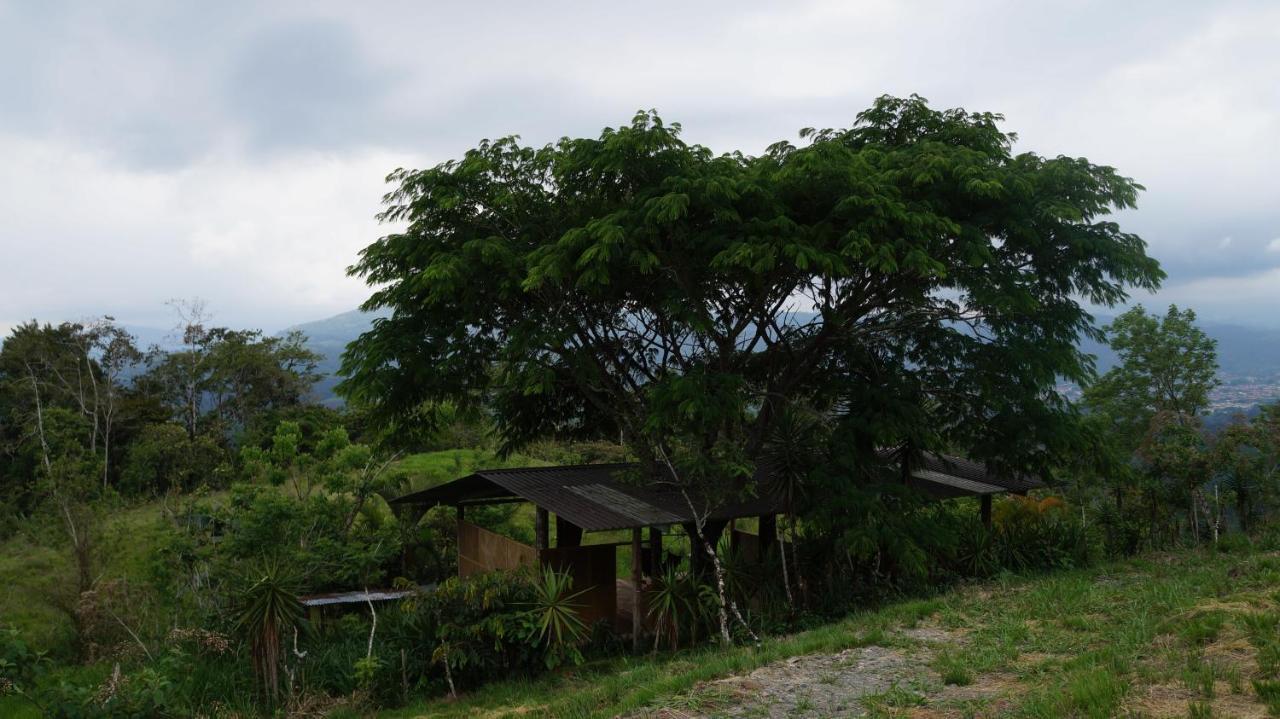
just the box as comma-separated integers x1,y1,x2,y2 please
384,541,1280,719
0,449,533,656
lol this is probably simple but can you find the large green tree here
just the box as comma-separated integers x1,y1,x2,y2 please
1084,305,1219,435
0,318,145,499
1083,305,1220,542
343,95,1160,486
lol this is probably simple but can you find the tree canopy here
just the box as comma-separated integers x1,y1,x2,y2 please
340,95,1163,489
1084,305,1220,433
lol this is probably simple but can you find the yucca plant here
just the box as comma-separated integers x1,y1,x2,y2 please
234,558,305,704
646,563,696,652
526,567,588,668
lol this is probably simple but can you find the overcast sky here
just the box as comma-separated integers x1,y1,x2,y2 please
2,0,1278,336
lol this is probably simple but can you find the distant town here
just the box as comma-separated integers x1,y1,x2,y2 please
1058,373,1280,420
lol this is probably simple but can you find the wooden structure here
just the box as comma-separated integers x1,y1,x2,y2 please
392,454,1041,649
457,520,536,577
882,449,1043,528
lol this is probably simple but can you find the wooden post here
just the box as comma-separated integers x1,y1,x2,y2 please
535,507,549,553
631,527,643,652
648,526,663,575
758,514,778,556
980,495,993,529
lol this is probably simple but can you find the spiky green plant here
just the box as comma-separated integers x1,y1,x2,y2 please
526,567,588,667
646,563,696,652
234,558,305,704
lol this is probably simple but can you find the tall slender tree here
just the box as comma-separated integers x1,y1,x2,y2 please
1084,305,1220,540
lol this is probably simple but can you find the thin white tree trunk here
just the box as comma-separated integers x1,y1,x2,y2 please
778,515,794,606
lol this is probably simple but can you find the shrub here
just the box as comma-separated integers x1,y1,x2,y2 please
991,495,1094,572
401,570,543,692
120,423,225,496
234,558,305,704
0,625,47,693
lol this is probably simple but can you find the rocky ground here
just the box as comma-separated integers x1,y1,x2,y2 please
630,626,1021,718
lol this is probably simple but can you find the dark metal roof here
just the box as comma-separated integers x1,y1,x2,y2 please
880,448,1045,498
392,453,1042,531
392,463,779,532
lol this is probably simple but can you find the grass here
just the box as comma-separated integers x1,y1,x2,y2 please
0,498,199,718
12,456,1280,718
393,448,549,493
0,497,192,653
381,546,1280,718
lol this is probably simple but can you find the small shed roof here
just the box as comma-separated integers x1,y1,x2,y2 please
393,463,778,532
890,450,1044,498
392,453,1042,531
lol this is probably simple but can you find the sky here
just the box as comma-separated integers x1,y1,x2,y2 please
1,0,1278,337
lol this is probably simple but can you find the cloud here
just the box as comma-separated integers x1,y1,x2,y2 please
1157,266,1280,325
225,18,403,153
2,0,1280,329
0,134,407,331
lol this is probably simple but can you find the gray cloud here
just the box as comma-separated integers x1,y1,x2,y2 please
1,0,1279,332
225,19,402,152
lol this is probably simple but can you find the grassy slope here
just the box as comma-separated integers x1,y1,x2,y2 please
0,500,188,718
395,448,548,493
0,450,521,715
383,545,1280,718
0,449,520,649
0,499,182,652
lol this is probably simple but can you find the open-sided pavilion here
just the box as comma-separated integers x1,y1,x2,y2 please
391,452,1042,647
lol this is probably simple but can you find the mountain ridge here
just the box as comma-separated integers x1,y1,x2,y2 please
284,308,1280,407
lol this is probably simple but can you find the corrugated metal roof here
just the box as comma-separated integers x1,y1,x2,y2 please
393,462,779,531
879,448,1044,494
909,469,1005,497
392,452,1042,531
300,587,426,607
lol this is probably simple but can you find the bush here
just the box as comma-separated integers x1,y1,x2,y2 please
402,570,540,691
990,496,1094,572
393,567,606,696
0,625,47,693
120,423,225,496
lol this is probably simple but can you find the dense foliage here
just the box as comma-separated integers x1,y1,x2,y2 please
342,95,1161,499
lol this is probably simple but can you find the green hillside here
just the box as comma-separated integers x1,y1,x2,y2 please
381,542,1280,718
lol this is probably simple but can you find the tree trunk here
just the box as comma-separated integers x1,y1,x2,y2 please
778,515,794,606
686,505,758,646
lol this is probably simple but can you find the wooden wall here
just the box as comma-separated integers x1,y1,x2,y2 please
730,528,789,562
539,544,618,627
457,520,537,577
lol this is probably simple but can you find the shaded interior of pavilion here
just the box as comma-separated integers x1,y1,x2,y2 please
390,451,1043,644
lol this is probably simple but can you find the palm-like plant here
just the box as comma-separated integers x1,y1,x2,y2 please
526,567,588,667
646,563,695,652
234,558,305,703
761,405,827,606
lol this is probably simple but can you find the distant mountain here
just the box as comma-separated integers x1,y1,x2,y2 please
284,308,389,407
284,309,1280,407
1080,314,1280,379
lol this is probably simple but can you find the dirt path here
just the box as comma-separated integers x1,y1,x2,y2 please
629,627,1020,718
